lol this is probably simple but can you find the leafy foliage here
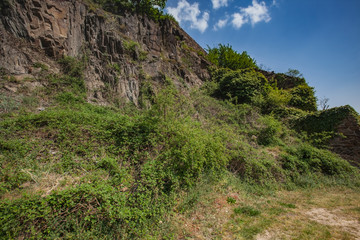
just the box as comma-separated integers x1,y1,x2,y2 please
261,84,291,113
1,86,358,238
206,44,258,70
214,68,268,104
282,143,356,178
1,25,359,238
289,84,317,112
293,105,358,133
286,68,303,78
256,115,284,146
0,85,230,238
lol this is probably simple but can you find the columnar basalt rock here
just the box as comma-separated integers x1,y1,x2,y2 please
0,0,210,105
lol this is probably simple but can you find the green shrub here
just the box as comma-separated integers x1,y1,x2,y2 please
286,68,303,78
306,131,343,149
0,94,19,113
292,105,358,148
227,142,284,186
261,85,291,113
289,84,317,112
0,183,135,239
282,143,356,176
206,44,257,70
58,56,85,79
216,68,268,104
56,92,85,104
47,73,85,94
21,96,39,109
271,107,307,122
257,115,283,146
293,105,358,133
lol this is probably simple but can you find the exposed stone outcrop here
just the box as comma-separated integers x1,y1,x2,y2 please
0,0,210,105
329,115,360,167
256,69,306,89
294,106,360,167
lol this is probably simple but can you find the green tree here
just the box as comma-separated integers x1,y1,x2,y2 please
286,68,303,78
217,68,267,103
206,44,258,70
289,84,317,112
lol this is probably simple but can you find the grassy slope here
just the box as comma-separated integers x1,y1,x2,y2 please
0,59,359,239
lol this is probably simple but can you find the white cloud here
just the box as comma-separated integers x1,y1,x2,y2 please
214,17,229,30
231,0,271,29
166,0,209,33
242,0,271,25
231,13,247,29
212,0,228,9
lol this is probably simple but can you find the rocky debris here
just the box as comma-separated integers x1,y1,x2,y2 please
0,0,210,105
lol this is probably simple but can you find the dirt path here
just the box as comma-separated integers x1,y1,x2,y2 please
305,208,360,239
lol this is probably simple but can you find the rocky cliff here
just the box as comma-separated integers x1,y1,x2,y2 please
0,0,210,105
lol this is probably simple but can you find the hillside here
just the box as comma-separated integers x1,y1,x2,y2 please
1,0,360,239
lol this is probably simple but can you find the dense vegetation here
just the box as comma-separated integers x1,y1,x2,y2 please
0,2,359,238
293,105,359,148
206,44,258,70
0,53,359,239
205,45,318,115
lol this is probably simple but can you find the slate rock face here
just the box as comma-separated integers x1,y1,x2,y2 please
0,0,210,105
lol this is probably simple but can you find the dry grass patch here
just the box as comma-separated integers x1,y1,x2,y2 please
1,171,82,200
255,187,360,240
171,180,360,240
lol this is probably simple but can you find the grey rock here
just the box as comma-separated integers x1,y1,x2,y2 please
0,0,210,105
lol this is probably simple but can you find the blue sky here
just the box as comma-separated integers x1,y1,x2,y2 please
165,0,360,113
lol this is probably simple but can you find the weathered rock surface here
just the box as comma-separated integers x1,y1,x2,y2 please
330,115,360,167
295,106,360,167
0,0,210,105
